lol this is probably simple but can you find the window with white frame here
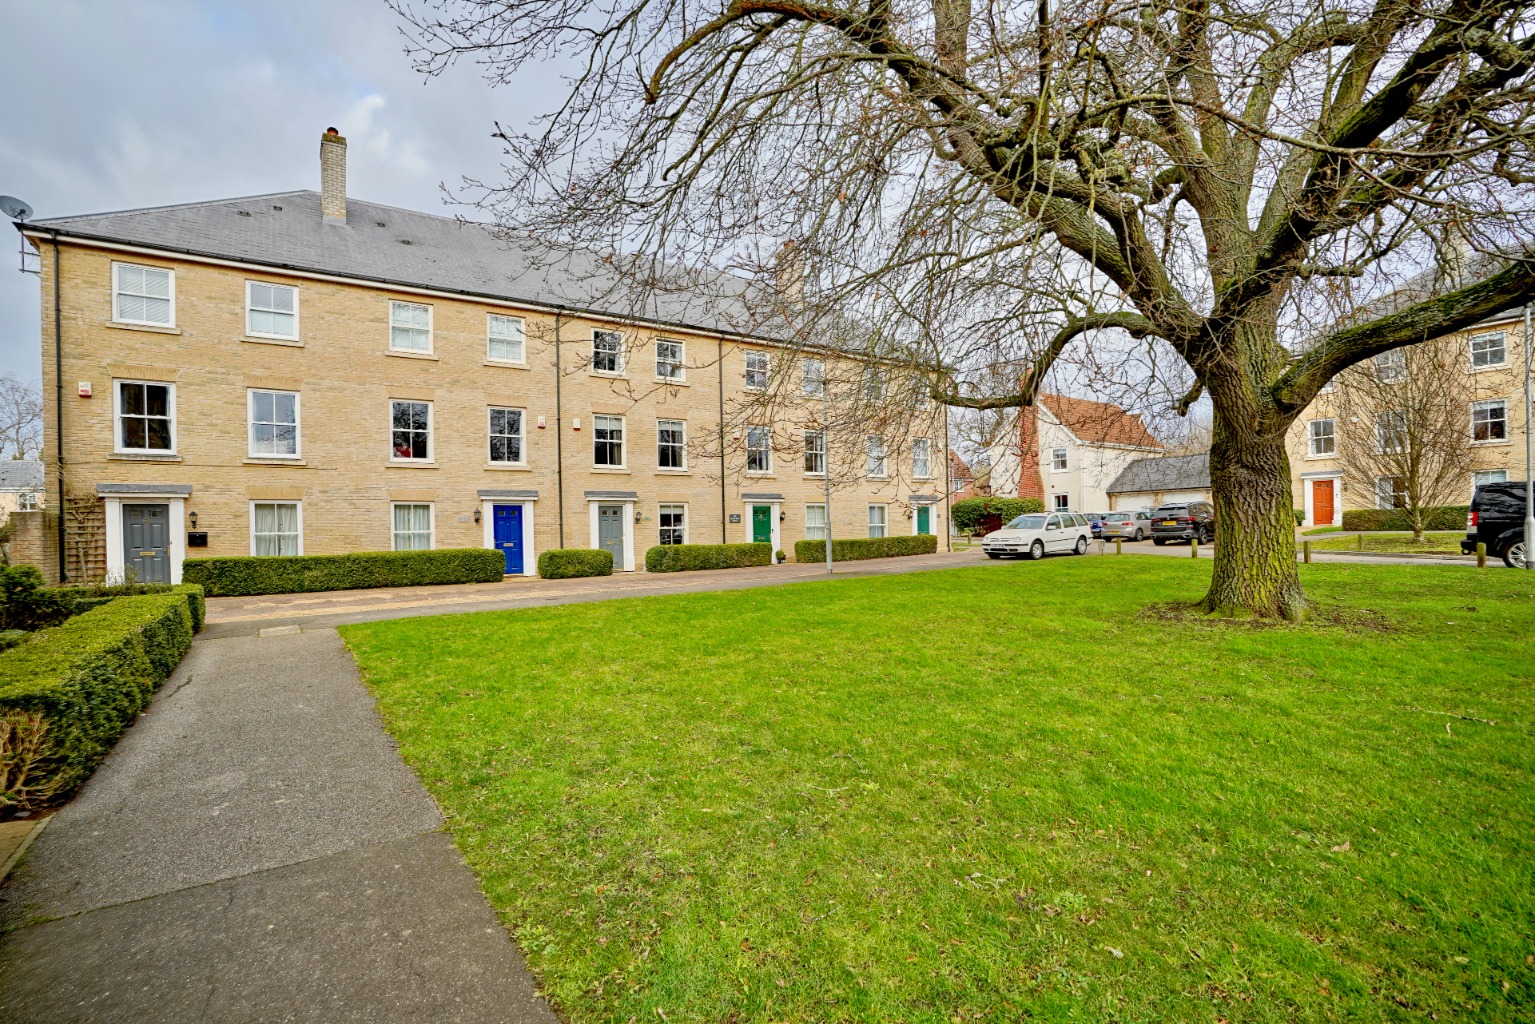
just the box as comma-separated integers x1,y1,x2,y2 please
593,330,624,373
1376,410,1408,453
392,503,433,550
115,380,175,453
248,389,300,458
1470,331,1506,369
657,419,686,469
1474,469,1509,487
655,338,684,380
659,504,686,545
594,414,625,466
251,502,301,556
864,368,885,403
487,314,525,362
802,359,825,398
389,300,432,352
867,504,887,538
804,430,826,475
1472,399,1507,442
112,263,174,326
746,426,772,473
1375,476,1407,509
1053,494,1071,511
1050,447,1068,471
390,400,432,460
246,282,297,339
17,493,37,512
913,438,932,478
489,407,525,464
1374,348,1406,382
866,435,887,477
805,503,828,541
1308,418,1335,456
744,351,770,391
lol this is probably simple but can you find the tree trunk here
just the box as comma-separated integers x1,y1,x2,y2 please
1199,405,1308,620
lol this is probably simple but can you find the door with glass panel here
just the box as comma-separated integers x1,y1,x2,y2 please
493,504,523,575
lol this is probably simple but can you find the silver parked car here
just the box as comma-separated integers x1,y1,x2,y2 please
1100,510,1156,541
982,512,1094,560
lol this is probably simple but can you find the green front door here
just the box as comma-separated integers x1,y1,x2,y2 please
916,505,931,535
751,505,772,544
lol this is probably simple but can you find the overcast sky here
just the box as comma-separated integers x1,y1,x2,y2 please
0,0,548,383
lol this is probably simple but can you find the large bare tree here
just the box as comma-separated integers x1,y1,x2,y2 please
0,377,42,462
393,0,1535,618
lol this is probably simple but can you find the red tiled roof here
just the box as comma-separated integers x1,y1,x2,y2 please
1039,393,1162,449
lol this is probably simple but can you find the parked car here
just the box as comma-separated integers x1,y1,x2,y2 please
1101,510,1155,541
982,512,1093,560
1461,481,1531,567
1149,501,1216,545
1086,512,1112,538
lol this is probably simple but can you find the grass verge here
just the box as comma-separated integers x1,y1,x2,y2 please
342,558,1534,1023
1308,531,1465,554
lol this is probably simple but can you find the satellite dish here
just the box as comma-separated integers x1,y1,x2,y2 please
0,196,33,221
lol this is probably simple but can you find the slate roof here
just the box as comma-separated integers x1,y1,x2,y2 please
0,461,43,491
1106,452,1210,494
1039,393,1162,449
25,191,779,340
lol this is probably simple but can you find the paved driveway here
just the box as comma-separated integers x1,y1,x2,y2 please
0,629,557,1024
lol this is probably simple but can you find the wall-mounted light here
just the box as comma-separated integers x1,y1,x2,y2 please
188,511,198,529
779,511,786,521
473,508,482,524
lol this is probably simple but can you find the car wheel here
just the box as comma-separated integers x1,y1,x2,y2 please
1153,538,1166,546
1133,529,1144,541
1200,526,1214,544
1028,540,1045,561
1502,540,1529,569
1074,535,1088,555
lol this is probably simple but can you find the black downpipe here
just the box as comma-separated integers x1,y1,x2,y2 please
555,309,565,549
52,234,66,583
717,335,727,542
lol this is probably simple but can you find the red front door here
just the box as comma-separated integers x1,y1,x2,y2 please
1312,479,1335,526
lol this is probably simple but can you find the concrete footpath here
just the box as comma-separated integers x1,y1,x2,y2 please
0,629,558,1024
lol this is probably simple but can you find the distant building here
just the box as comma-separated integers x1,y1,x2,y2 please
1105,452,1212,510
0,461,44,519
985,394,1163,512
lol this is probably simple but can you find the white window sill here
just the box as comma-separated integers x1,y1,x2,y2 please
1471,438,1512,446
243,334,301,346
804,472,826,479
386,349,438,361
592,466,631,474
589,370,626,380
1304,452,1336,460
1470,363,1509,373
110,451,182,461
746,472,775,478
244,457,306,466
656,468,691,475
868,475,890,481
655,377,689,386
484,463,532,471
387,460,438,468
483,359,529,370
107,320,181,335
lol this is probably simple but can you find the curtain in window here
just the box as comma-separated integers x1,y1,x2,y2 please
393,504,432,550
253,503,299,556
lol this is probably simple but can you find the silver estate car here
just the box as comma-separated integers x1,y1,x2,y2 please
1100,510,1156,541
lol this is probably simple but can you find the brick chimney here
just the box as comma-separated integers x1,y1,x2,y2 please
1015,405,1045,500
320,128,347,223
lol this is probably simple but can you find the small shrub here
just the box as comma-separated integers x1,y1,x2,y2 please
793,534,939,563
538,548,615,579
645,543,771,573
1341,506,1468,532
183,549,505,597
951,497,1045,535
1293,509,1306,527
0,565,71,631
0,591,198,810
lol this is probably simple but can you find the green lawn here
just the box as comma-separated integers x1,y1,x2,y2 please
1308,531,1466,554
341,559,1535,1023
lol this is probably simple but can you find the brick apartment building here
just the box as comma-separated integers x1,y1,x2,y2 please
16,130,948,583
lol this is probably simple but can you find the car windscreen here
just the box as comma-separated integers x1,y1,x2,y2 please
1005,515,1048,529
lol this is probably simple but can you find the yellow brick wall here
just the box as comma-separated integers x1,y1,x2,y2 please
37,240,950,575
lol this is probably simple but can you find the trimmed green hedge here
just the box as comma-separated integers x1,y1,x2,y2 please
0,565,204,633
644,542,771,573
538,548,614,579
793,534,939,563
182,548,506,597
951,497,1045,534
0,591,199,810
1341,506,1468,532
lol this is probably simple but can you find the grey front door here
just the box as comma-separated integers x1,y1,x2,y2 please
598,504,625,567
124,503,170,583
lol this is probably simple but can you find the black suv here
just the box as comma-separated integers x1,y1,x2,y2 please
1150,501,1216,545
1461,482,1531,568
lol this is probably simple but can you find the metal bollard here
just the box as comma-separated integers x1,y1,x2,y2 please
1477,542,1487,569
1303,541,1311,564
1115,538,1122,556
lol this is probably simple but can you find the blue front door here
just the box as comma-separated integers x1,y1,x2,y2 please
493,505,523,575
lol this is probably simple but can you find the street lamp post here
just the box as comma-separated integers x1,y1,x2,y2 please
1523,303,1533,569
823,377,833,574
